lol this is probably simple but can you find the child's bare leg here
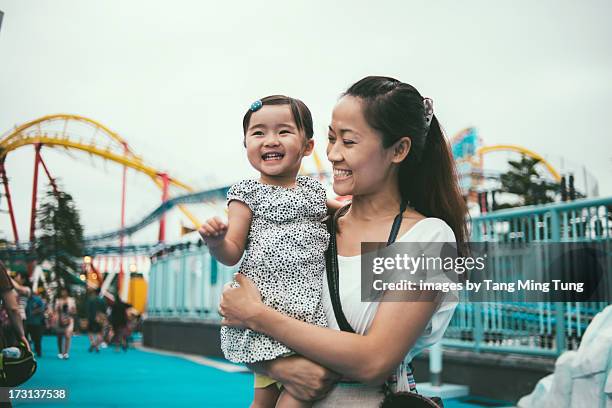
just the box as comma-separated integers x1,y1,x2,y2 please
251,384,281,408
275,389,312,408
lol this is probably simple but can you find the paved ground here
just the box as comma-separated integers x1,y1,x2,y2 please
10,335,514,407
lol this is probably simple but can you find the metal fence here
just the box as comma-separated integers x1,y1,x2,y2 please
444,196,612,355
147,246,238,318
147,197,612,356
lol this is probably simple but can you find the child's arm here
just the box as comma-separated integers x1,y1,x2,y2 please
326,198,345,214
198,201,252,266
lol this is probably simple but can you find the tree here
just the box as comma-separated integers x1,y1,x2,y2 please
497,155,559,209
35,184,84,284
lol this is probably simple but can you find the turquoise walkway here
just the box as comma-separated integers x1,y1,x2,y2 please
11,335,513,407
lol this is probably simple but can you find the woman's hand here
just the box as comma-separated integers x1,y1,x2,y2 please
219,274,264,329
255,356,339,401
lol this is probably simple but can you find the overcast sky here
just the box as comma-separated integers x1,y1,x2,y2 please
1,0,611,244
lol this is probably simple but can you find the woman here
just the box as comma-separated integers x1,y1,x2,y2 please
55,287,76,359
220,76,468,406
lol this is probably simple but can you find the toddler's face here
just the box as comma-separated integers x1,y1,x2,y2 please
244,105,313,181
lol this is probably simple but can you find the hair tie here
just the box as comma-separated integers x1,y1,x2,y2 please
423,97,434,130
250,100,263,112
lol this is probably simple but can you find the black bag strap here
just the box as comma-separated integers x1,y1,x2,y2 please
325,200,409,334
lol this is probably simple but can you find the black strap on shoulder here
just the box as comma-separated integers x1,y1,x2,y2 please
387,200,409,246
326,200,409,334
325,216,355,333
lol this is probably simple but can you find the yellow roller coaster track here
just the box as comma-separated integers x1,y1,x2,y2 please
477,144,561,182
0,114,201,228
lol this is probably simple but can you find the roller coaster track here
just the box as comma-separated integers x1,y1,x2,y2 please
477,144,561,182
84,185,229,243
0,114,203,236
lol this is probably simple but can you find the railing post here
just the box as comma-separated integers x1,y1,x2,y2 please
202,252,211,316
550,209,561,241
161,258,168,317
148,262,156,316
210,256,218,286
429,342,443,386
179,252,187,315
555,302,566,354
474,303,483,352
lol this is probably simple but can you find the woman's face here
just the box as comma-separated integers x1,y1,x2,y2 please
327,96,397,197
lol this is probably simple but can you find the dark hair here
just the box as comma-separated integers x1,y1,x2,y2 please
242,95,314,146
343,76,469,253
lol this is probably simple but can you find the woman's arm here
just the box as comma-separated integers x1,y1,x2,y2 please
1,289,30,349
11,279,31,297
221,274,439,385
198,201,252,266
69,298,77,315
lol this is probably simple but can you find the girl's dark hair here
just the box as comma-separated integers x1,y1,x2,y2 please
242,95,314,146
344,76,469,253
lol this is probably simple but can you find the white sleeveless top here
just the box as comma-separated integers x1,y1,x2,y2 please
320,217,458,363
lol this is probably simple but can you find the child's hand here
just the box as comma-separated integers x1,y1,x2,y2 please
198,217,228,247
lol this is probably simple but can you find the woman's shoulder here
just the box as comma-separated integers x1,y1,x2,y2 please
399,217,456,243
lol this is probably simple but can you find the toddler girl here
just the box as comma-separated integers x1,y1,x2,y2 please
199,95,337,408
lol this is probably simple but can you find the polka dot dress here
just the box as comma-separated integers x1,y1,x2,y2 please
220,176,330,363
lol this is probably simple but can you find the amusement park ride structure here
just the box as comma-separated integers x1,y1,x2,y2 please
0,114,206,298
451,127,562,198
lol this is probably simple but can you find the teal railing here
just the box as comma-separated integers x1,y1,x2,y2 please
147,197,612,356
445,196,611,356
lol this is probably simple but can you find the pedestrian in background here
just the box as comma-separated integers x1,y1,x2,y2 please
25,288,45,357
85,288,104,353
110,298,131,352
54,287,76,359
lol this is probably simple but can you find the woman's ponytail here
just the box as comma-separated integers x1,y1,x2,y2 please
400,115,469,255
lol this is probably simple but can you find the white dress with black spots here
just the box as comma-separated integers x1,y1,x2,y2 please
220,176,330,363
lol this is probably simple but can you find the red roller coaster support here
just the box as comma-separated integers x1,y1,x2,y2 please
158,172,170,243
0,158,19,243
27,144,43,275
38,154,59,197
117,143,128,297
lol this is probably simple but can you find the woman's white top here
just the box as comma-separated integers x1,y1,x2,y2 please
320,217,458,363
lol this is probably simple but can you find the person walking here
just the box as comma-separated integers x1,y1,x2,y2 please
54,287,76,359
25,288,45,357
110,298,131,352
85,288,104,353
